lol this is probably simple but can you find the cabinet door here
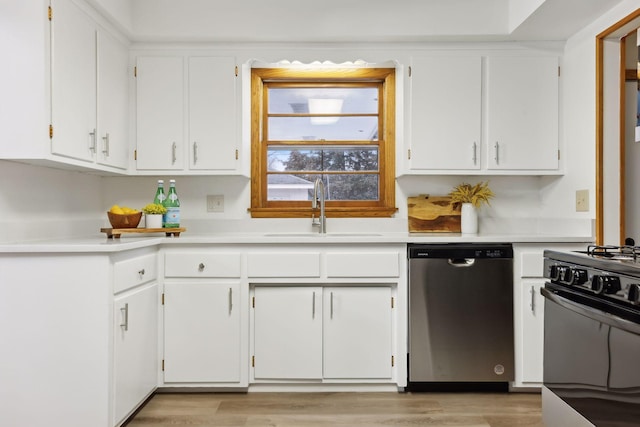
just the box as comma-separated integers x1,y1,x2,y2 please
164,282,241,383
486,56,559,170
136,56,184,170
113,282,158,425
96,30,128,170
188,56,238,171
50,0,97,162
409,56,482,171
253,287,322,379
520,280,545,384
323,287,393,379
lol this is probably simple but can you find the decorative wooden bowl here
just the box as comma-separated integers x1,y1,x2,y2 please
107,211,142,228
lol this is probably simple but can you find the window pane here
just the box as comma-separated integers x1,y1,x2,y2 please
324,174,379,201
268,87,378,114
268,116,378,141
266,174,379,201
267,147,378,172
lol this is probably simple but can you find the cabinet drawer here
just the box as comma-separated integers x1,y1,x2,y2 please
113,253,157,294
327,252,399,277
247,252,320,278
165,252,241,278
520,252,544,277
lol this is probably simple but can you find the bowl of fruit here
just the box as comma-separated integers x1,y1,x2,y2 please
107,205,142,228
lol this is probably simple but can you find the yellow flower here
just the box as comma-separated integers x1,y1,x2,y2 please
448,181,494,208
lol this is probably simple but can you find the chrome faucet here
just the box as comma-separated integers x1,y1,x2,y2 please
311,177,327,234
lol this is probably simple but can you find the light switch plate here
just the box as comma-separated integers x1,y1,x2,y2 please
207,195,224,212
576,189,589,212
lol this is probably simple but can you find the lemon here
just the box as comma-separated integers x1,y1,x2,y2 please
110,205,125,215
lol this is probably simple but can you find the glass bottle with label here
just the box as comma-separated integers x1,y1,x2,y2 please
153,179,166,205
163,179,180,228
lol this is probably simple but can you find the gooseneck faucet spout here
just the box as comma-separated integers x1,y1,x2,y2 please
312,177,327,234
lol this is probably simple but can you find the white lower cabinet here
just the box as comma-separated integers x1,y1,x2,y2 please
519,279,545,384
512,243,588,388
113,282,158,426
163,281,241,383
253,286,323,380
252,286,393,382
162,249,246,386
323,287,393,379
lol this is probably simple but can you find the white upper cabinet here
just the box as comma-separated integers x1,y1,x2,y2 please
96,29,129,169
188,56,238,171
50,0,97,163
135,56,185,170
408,56,482,171
135,55,239,174
406,52,561,175
49,0,129,171
486,56,559,171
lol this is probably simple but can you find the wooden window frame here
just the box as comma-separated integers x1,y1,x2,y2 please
249,67,397,218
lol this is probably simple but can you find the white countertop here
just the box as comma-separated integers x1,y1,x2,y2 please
0,230,594,253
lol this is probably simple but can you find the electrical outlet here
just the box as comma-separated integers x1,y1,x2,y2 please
206,195,224,212
576,189,589,212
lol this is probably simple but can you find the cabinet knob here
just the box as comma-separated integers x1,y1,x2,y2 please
138,268,145,276
198,263,205,272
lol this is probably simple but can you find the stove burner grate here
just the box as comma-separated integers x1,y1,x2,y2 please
587,244,640,261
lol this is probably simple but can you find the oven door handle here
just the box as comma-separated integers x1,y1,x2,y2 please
541,286,640,336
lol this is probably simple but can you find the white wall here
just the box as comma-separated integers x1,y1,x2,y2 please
0,161,104,242
559,0,640,245
130,0,507,42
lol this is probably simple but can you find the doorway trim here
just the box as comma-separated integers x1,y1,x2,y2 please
596,8,640,245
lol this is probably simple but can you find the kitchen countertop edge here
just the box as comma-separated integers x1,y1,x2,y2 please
0,232,594,253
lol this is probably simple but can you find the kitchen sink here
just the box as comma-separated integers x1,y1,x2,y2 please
263,232,382,237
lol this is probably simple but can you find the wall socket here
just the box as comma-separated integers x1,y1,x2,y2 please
576,189,589,212
206,195,224,212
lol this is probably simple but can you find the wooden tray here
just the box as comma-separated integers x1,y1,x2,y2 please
408,195,461,233
101,227,186,239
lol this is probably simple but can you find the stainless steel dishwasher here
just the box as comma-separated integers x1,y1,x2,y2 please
408,243,514,389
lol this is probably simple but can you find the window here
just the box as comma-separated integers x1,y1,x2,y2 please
250,67,396,218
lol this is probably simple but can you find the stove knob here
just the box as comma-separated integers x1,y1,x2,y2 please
603,276,621,294
628,284,640,303
558,266,573,284
592,275,621,294
572,269,588,285
549,265,560,281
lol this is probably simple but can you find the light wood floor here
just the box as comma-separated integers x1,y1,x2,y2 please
125,391,543,427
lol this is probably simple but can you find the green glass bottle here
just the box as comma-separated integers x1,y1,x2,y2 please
163,179,180,228
153,179,166,205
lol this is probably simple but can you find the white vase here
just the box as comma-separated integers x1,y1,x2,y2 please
461,203,478,234
146,214,163,229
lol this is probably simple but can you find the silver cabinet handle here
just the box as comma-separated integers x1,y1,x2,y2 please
102,133,110,156
228,287,233,314
494,141,500,164
193,141,198,165
530,286,536,312
171,142,177,165
89,129,97,153
198,263,205,272
330,291,334,319
472,142,477,165
120,303,129,331
138,268,145,277
312,291,316,318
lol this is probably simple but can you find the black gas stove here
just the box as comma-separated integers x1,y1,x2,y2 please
542,245,640,427
543,245,640,322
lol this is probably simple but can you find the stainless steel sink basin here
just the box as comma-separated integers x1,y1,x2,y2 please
264,232,382,237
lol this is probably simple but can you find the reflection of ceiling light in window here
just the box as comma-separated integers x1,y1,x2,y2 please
308,98,343,125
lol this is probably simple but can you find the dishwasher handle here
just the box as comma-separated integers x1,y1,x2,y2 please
447,258,476,267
